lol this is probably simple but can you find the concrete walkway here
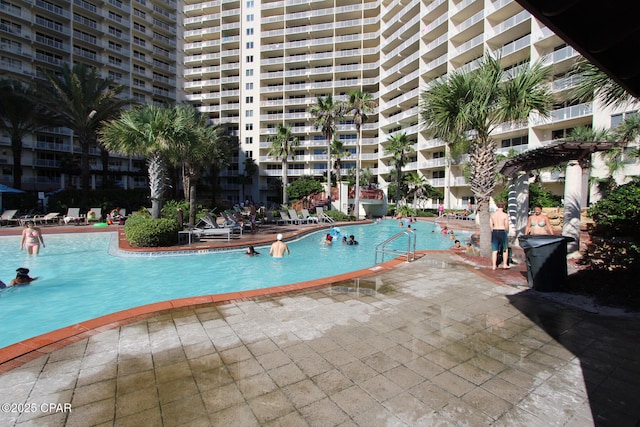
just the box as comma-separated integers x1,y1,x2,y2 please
1,252,638,426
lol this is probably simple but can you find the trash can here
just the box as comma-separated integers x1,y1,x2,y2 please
518,235,575,292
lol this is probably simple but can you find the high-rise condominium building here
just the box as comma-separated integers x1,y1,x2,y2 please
2,0,638,210
183,0,638,212
1,0,180,191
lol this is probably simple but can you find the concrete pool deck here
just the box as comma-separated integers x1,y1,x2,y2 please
1,220,639,426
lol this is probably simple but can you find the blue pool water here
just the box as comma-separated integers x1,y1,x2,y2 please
0,219,469,348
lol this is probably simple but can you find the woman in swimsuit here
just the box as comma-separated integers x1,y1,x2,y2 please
525,205,554,236
20,221,45,255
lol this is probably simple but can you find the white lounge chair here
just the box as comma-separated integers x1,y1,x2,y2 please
0,209,18,226
315,207,335,223
191,226,232,241
86,208,102,224
288,209,308,224
63,207,81,225
26,212,61,226
302,209,318,223
279,211,299,225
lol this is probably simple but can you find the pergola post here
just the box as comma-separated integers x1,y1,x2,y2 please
510,172,529,242
563,160,582,254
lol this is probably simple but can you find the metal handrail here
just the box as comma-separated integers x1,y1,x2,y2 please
374,229,416,264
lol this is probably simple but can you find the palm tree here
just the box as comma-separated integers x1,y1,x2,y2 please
570,59,635,109
268,124,299,205
384,132,414,207
405,171,442,213
346,89,376,218
421,54,553,257
167,104,230,226
0,79,52,189
310,95,345,196
240,157,258,203
330,138,350,204
99,105,179,219
37,63,130,202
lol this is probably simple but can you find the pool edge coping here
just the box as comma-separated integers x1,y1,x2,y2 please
0,252,441,373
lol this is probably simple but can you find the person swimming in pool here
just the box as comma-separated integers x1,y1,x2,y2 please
246,246,260,256
269,234,290,258
20,221,45,255
525,205,554,236
5,268,38,287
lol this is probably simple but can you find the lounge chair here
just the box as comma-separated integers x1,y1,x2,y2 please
28,212,61,226
86,208,102,224
0,209,18,226
63,207,81,225
279,211,299,225
301,209,318,223
316,207,335,223
288,209,308,224
199,213,243,235
191,226,232,241
221,211,246,233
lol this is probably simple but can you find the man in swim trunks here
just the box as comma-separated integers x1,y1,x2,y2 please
20,221,45,255
269,233,290,258
525,205,554,236
490,199,510,270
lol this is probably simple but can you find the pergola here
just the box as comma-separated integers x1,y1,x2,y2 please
499,140,616,252
500,141,615,176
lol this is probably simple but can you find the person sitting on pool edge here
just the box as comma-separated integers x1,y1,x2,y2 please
10,268,38,287
347,235,359,245
246,246,260,256
269,234,290,258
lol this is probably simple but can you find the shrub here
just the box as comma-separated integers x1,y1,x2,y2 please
324,209,350,222
124,213,179,247
286,177,324,201
589,179,640,239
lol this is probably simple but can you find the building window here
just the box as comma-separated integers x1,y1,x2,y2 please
246,55,253,63
246,151,253,159
246,41,253,49
246,28,253,36
433,170,445,179
246,0,254,7
246,82,253,90
246,110,253,117
245,137,253,144
246,96,253,103
247,14,254,21
245,124,253,130
246,69,253,76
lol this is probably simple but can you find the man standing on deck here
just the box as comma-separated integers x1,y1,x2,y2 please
490,199,510,270
269,233,290,258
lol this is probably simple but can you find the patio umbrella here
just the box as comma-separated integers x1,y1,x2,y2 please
0,184,25,212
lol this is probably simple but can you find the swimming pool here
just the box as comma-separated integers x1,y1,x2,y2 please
0,219,469,348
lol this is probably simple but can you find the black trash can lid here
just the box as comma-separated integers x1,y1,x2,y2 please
518,235,575,249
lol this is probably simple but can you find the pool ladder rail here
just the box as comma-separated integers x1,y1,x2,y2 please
374,229,416,264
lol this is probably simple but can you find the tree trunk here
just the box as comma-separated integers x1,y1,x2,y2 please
282,159,288,205
11,135,23,189
354,129,361,219
100,148,110,189
80,138,91,205
189,176,198,226
147,151,166,219
469,140,497,258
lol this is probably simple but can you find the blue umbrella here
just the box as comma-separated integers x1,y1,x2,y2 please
0,184,25,212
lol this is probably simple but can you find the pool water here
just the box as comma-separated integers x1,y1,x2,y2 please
0,219,469,348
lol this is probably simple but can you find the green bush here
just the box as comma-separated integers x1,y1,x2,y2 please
324,209,351,222
124,213,179,247
589,179,640,239
286,177,324,201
